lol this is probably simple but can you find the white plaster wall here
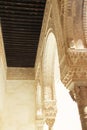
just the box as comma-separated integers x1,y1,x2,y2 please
0,65,6,112
0,60,6,130
3,80,36,130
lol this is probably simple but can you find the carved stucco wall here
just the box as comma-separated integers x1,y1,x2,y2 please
35,0,66,88
0,59,6,130
35,0,65,69
3,80,36,130
35,0,87,90
35,1,87,129
35,1,65,128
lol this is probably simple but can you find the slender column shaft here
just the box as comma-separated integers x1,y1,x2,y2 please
36,83,42,109
75,85,87,130
0,22,7,130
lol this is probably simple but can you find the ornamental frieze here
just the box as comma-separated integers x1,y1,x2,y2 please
67,48,87,66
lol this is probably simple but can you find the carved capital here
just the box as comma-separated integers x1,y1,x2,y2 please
74,85,87,130
61,48,87,88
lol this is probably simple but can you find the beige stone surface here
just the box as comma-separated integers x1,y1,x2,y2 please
3,80,36,130
7,67,35,80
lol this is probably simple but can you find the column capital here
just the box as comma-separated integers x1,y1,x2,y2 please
61,48,87,89
74,85,87,130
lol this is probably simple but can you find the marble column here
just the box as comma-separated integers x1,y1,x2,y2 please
74,84,87,130
70,83,87,130
36,82,42,110
62,47,87,130
36,82,44,130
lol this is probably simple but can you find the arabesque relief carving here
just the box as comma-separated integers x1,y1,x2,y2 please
35,0,87,129
44,100,57,127
83,0,87,44
61,0,85,47
61,48,87,88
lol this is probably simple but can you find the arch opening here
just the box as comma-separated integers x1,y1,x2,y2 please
42,31,60,100
42,31,60,129
42,31,82,130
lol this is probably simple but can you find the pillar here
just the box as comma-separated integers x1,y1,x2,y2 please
36,82,44,130
74,83,87,130
69,82,87,130
62,47,87,130
0,22,7,129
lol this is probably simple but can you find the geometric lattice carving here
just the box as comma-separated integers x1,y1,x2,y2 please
44,100,57,118
67,48,87,66
44,100,57,127
62,48,87,88
83,0,87,44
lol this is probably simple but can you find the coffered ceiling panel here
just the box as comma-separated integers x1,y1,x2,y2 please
0,0,46,67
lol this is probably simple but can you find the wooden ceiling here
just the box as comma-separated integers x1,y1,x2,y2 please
0,0,46,67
